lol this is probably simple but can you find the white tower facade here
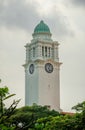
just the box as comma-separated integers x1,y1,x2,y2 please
24,21,62,111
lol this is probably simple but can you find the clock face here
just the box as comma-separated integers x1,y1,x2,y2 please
29,64,34,74
45,63,53,73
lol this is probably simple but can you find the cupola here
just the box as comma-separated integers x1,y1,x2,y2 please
32,20,52,42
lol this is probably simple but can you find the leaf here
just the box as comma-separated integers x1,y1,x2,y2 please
3,94,16,100
0,79,1,83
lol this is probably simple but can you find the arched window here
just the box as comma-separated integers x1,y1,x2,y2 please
45,46,47,57
48,47,50,57
42,46,44,56
33,47,35,57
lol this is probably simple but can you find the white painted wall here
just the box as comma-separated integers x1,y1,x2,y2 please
38,61,60,111
25,63,39,105
24,32,61,112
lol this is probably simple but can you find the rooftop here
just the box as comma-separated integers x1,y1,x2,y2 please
34,20,51,34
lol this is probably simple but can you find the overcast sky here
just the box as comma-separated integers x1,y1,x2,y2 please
0,0,85,112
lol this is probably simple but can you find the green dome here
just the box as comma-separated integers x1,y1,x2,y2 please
34,20,51,34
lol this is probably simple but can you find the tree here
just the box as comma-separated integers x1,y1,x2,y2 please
72,101,85,113
0,82,16,115
0,81,20,129
9,104,59,129
35,101,85,130
72,101,85,129
0,86,9,115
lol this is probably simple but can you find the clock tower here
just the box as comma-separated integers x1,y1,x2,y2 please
24,20,62,111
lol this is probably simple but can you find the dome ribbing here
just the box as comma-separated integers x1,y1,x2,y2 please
34,20,51,34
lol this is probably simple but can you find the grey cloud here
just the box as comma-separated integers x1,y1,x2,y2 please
0,0,73,37
43,8,74,38
47,17,74,38
69,0,85,7
0,0,40,32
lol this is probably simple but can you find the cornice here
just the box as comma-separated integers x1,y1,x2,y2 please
23,59,62,69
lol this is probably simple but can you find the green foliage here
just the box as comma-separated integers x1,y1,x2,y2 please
72,101,85,112
34,101,85,130
0,124,15,130
0,85,16,116
0,86,9,97
0,80,85,130
0,81,20,130
72,101,85,129
0,86,9,115
9,104,59,129
35,114,82,130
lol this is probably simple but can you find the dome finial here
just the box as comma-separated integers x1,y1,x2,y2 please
40,20,44,23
